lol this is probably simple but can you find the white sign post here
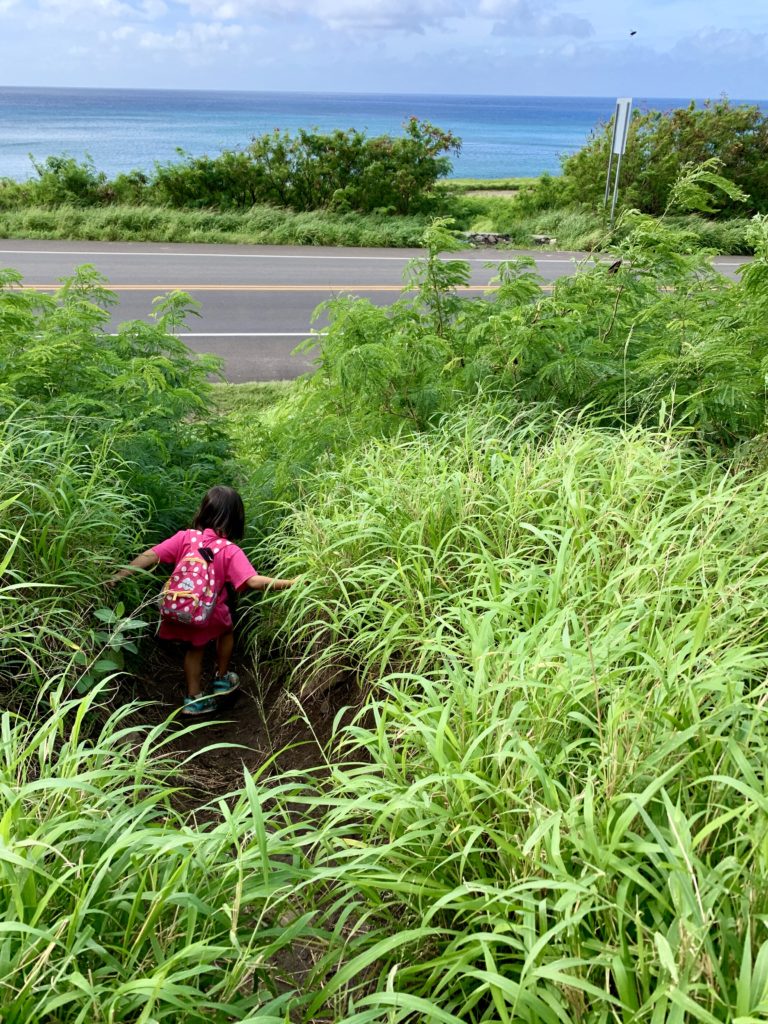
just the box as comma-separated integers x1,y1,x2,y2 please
604,97,632,227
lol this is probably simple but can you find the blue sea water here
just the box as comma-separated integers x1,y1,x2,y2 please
0,87,764,181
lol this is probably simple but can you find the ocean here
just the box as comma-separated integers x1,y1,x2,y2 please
0,87,764,181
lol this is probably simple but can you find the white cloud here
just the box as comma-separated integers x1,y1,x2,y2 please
495,12,592,37
138,19,244,51
176,0,588,35
484,0,592,37
315,0,465,32
2,0,764,97
670,27,767,61
33,0,166,18
179,0,459,31
38,0,133,15
139,0,167,16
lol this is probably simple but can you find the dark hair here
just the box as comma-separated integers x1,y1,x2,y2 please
192,486,245,541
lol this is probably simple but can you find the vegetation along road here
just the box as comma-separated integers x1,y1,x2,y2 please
2,238,750,381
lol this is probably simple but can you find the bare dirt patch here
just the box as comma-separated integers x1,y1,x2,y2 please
128,638,364,812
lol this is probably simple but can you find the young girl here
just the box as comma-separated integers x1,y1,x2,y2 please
110,485,295,716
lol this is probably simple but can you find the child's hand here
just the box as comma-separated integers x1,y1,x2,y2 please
271,577,297,591
245,574,298,591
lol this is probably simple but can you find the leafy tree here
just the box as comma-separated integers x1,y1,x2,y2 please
557,98,768,216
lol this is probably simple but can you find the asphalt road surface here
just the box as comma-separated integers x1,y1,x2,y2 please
0,239,750,382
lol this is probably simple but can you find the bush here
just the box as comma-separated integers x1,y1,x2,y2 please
151,118,460,215
0,264,230,534
1,120,459,218
242,206,768,533
28,153,111,207
557,98,768,216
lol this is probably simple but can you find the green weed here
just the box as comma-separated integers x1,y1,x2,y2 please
0,203,430,248
266,412,768,1021
0,684,322,1021
4,169,768,1022
0,416,145,693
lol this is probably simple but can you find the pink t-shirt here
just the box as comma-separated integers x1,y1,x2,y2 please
152,527,258,646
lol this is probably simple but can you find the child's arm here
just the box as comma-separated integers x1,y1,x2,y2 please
242,574,296,592
107,548,160,585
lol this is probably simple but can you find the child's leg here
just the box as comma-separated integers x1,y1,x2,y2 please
216,630,234,678
184,644,206,697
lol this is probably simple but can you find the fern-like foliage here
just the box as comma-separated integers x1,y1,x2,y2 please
247,169,768,533
0,265,230,534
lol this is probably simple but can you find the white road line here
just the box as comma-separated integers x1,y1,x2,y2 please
0,248,744,273
0,247,579,265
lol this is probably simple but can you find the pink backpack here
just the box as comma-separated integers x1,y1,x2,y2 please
159,535,231,625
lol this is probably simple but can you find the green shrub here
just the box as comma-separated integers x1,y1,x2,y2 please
0,119,458,220
0,265,229,533
558,98,768,216
241,208,768,535
150,119,460,215
25,153,111,207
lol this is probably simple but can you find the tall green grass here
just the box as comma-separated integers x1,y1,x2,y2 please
3,189,768,1021
0,416,145,693
8,406,768,1021
441,177,536,191
0,197,753,254
254,411,768,1020
0,203,429,248
459,197,755,254
0,683,324,1021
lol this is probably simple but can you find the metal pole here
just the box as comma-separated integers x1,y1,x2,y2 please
604,148,615,207
604,107,619,206
609,146,624,227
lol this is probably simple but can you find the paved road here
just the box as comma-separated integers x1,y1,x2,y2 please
0,239,750,382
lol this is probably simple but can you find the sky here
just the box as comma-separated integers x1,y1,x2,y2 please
0,0,765,98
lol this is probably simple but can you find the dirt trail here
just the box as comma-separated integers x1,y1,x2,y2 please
122,641,367,993
130,640,363,809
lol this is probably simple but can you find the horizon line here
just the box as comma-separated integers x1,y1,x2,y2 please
1,84,765,104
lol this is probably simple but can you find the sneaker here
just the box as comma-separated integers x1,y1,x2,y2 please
211,671,240,697
181,693,217,716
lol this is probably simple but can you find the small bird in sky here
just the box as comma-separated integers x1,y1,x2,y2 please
630,30,637,35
